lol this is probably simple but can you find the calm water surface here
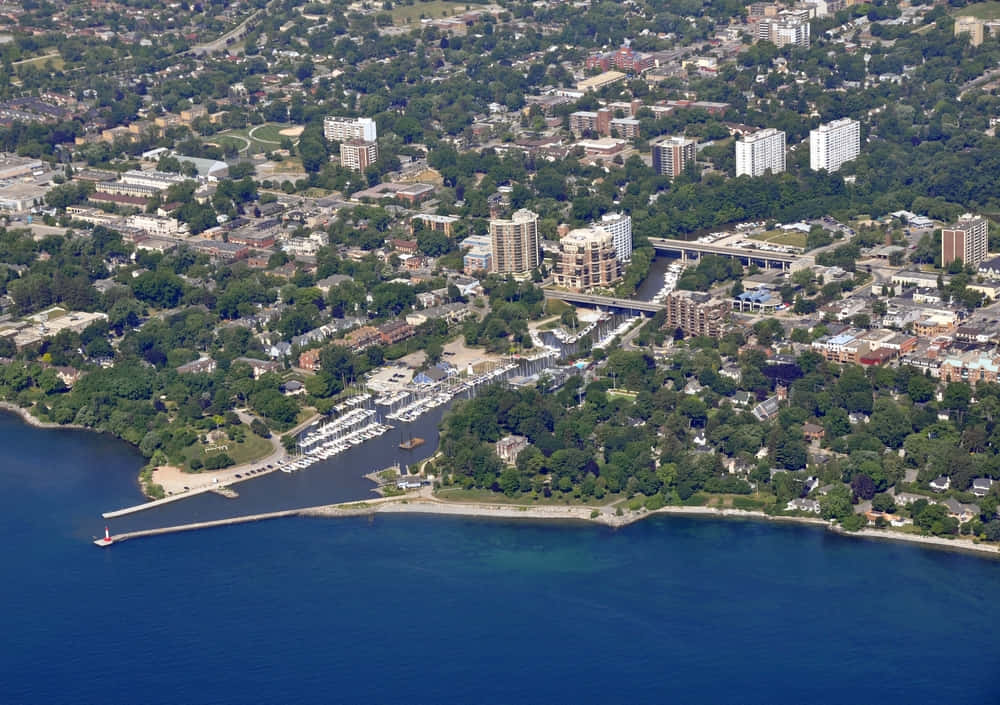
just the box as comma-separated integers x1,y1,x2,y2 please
2,412,999,704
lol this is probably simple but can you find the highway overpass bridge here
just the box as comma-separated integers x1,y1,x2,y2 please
543,289,664,316
648,237,811,271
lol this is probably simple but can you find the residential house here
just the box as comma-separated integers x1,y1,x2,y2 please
929,475,951,492
971,478,994,497
280,380,305,396
234,356,282,379
786,498,821,513
298,349,322,371
344,325,381,351
496,435,529,464
176,357,217,375
731,391,755,407
802,423,825,443
942,497,980,523
378,320,415,345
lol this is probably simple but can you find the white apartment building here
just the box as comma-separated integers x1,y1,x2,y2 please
323,116,377,143
735,128,786,177
125,214,186,237
810,118,860,172
757,13,810,47
594,212,633,263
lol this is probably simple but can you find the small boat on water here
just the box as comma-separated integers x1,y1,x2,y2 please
399,436,425,450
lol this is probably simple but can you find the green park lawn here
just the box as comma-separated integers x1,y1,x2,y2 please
749,229,808,248
12,53,64,73
388,0,469,25
955,1,1000,19
179,432,274,471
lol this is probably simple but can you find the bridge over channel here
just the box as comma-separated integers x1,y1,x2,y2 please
648,237,810,271
542,289,664,315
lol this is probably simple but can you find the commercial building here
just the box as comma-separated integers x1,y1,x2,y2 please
735,128,786,177
757,13,810,47
323,116,377,143
120,169,190,191
663,291,729,338
339,140,379,172
490,209,540,275
576,71,626,93
652,136,697,178
595,212,632,263
941,214,989,268
585,45,655,74
0,155,44,180
552,227,621,291
810,118,860,173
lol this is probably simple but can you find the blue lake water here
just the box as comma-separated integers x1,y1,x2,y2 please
2,412,1000,704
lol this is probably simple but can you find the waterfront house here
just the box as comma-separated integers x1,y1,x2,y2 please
280,380,305,396
942,497,979,523
894,492,932,506
786,498,821,513
413,367,448,385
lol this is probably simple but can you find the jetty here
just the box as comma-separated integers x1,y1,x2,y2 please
108,508,305,543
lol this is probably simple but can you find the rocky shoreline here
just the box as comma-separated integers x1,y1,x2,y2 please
302,496,1000,559
0,401,90,431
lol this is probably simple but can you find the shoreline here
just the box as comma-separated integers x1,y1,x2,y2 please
0,401,91,431
111,493,1000,559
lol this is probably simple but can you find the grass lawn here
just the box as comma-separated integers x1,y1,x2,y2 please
749,229,807,248
180,432,274,470
388,0,469,25
206,134,251,153
435,487,603,506
250,123,296,144
12,53,63,73
210,123,295,153
954,1,1000,18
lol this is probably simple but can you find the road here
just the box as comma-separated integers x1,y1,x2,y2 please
190,9,264,55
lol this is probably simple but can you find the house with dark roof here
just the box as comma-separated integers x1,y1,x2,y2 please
930,475,951,492
752,395,781,421
731,390,755,407
176,357,216,375
802,423,825,442
942,497,979,522
971,478,995,497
